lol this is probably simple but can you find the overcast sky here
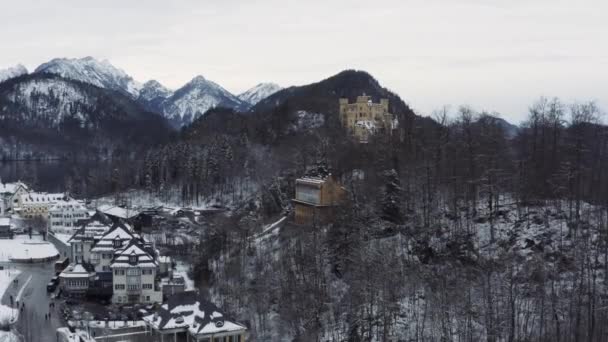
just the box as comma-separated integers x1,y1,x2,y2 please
1,0,607,123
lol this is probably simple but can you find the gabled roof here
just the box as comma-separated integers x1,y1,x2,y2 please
90,222,137,252
59,263,95,279
67,219,112,243
0,182,28,194
144,291,246,336
111,240,156,268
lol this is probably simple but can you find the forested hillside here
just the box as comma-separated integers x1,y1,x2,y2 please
2,66,607,341
121,69,608,341
0,73,173,160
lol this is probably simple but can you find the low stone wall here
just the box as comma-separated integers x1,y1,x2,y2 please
10,254,59,263
48,232,71,259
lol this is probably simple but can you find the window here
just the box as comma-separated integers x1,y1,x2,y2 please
127,269,140,276
127,284,139,291
142,284,153,290
145,296,150,302
103,266,110,271
114,284,125,290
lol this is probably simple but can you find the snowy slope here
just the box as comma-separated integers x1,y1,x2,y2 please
238,82,282,108
0,64,27,83
34,56,141,97
0,73,171,152
161,75,246,127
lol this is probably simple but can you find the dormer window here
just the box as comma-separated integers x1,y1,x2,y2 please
129,251,138,265
113,237,121,248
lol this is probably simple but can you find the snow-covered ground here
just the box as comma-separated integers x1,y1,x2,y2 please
0,331,19,342
0,235,58,262
174,260,195,291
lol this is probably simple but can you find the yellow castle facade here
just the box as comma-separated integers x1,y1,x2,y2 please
339,95,396,143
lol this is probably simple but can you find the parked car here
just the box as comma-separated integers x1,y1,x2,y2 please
51,276,59,285
47,282,57,293
11,227,25,234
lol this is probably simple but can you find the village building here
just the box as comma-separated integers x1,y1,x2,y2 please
19,192,66,218
111,241,162,304
161,275,186,299
97,204,142,225
0,217,11,239
64,219,166,303
49,199,90,234
67,220,112,264
339,95,397,143
144,291,247,342
292,175,346,225
0,181,29,215
88,223,141,291
58,263,96,297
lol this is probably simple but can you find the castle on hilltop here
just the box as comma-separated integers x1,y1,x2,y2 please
339,95,397,143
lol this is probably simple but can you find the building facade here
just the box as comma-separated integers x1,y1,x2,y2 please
339,95,396,143
292,175,346,225
68,220,112,264
0,181,28,215
49,200,90,234
58,263,96,297
19,192,66,218
111,241,162,304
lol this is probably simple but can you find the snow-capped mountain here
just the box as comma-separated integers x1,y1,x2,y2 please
138,80,173,113
0,64,28,83
34,56,141,98
161,75,246,127
238,82,282,108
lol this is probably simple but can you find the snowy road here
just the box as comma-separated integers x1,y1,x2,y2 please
1,261,64,342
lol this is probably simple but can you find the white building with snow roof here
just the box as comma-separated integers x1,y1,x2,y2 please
59,263,96,297
89,223,138,273
144,291,247,342
19,192,66,218
49,199,90,234
111,240,162,304
0,181,28,215
67,219,112,264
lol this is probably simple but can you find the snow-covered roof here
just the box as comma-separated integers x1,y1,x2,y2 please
68,220,112,242
0,218,9,227
90,223,137,252
22,192,65,204
111,241,156,268
49,199,88,212
296,177,326,187
59,263,95,279
97,204,140,219
0,182,28,194
144,291,246,337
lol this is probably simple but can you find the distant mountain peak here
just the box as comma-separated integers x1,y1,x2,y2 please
0,64,28,83
238,82,283,107
161,76,245,127
189,75,207,83
34,56,141,97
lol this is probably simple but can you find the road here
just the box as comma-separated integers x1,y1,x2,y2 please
1,261,64,342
